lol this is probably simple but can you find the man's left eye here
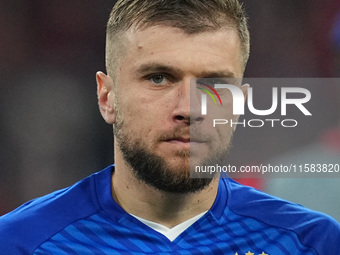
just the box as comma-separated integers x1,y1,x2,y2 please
150,75,167,85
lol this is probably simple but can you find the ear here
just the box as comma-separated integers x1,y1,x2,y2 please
241,83,249,102
233,83,249,131
96,71,116,124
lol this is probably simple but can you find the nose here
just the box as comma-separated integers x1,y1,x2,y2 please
172,78,204,125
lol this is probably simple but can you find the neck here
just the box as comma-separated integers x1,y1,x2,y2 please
112,151,219,228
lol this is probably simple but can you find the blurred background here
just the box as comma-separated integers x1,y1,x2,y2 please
0,0,339,221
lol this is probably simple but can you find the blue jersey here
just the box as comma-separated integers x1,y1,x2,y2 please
0,165,339,254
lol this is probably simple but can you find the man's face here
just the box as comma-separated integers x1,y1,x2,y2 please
107,25,244,193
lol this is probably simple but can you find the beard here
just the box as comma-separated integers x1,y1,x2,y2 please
114,105,232,194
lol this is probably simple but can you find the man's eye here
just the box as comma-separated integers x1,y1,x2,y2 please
150,75,167,85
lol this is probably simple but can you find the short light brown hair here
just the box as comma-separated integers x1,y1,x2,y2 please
106,0,250,78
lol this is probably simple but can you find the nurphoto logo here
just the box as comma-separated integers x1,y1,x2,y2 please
196,79,312,128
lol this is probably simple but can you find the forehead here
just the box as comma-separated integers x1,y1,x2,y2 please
119,25,243,77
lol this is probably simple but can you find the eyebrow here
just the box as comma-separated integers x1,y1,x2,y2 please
135,62,236,78
135,63,184,76
199,71,236,79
